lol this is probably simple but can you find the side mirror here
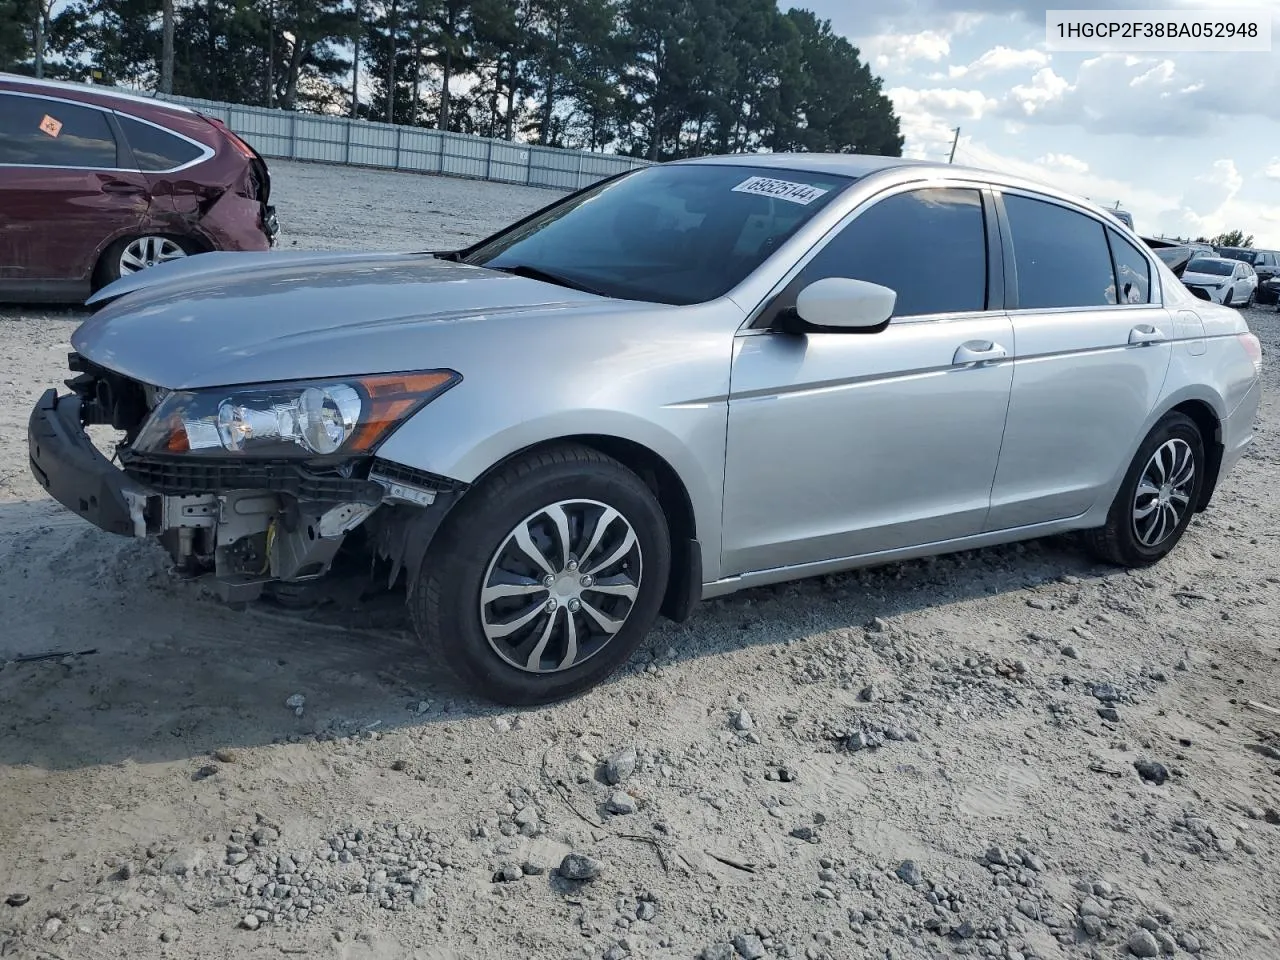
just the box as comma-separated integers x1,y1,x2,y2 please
790,277,897,331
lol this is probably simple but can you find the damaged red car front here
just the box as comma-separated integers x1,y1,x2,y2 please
0,74,277,304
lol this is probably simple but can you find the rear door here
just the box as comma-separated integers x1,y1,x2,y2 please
985,191,1172,530
0,91,150,289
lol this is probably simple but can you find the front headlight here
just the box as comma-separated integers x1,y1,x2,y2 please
132,370,460,458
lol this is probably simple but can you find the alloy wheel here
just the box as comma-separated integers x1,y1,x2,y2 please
480,499,643,674
1132,438,1195,547
119,236,187,275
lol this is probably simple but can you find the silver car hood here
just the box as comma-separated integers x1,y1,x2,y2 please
72,251,622,389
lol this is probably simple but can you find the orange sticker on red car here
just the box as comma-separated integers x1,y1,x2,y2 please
39,115,63,138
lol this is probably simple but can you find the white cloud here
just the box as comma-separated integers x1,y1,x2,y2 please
1266,158,1280,180
1008,68,1072,115
1035,152,1089,173
863,30,953,69
889,86,999,120
948,46,1050,79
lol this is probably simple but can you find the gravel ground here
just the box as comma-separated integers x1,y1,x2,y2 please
2,160,1280,960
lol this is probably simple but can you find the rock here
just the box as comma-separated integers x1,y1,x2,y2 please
5,893,29,907
559,853,604,881
1177,932,1202,953
1091,683,1122,703
213,748,238,763
1061,645,1079,659
160,929,180,943
285,693,305,709
1128,929,1160,957
1017,900,1039,920
636,901,657,921
241,914,260,931
1134,759,1169,785
110,863,134,881
896,860,923,885
986,846,1010,866
1082,916,1106,937
1079,897,1110,918
1097,707,1121,722
1026,597,1052,610
390,759,407,771
790,826,817,842
701,944,736,960
606,791,637,815
521,862,546,877
602,746,637,785
411,885,432,907
732,709,755,732
1156,931,1178,954
604,944,630,960
858,683,880,703
42,918,62,939
1138,915,1160,932
492,862,523,883
161,847,206,876
733,933,767,959
1091,880,1114,898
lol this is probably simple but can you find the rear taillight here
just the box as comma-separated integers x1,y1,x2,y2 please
1238,331,1263,373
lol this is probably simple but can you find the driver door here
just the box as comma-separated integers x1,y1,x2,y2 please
721,186,1015,576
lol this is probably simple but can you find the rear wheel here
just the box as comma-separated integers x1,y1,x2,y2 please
1085,412,1204,567
410,444,670,705
96,234,193,287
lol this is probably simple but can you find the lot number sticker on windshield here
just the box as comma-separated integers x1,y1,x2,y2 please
732,175,828,206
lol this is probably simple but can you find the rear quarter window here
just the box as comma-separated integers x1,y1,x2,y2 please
0,93,118,168
116,114,206,172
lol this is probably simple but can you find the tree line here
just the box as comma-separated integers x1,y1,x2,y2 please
0,0,904,160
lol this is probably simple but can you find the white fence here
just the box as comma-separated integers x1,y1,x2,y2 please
150,92,652,192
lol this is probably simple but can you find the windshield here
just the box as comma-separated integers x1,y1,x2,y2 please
1187,258,1233,276
1217,248,1256,264
461,164,852,305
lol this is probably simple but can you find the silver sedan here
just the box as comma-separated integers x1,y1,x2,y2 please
28,154,1262,704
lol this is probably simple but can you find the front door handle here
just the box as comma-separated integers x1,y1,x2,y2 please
1128,324,1168,346
953,341,1009,366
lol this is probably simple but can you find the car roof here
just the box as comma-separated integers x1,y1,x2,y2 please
0,72,197,117
667,152,1139,227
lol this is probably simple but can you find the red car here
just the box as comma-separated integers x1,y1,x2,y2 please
0,74,277,303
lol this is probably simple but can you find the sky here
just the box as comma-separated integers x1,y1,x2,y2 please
794,0,1280,246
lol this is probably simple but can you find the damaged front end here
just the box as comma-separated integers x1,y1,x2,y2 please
28,355,462,604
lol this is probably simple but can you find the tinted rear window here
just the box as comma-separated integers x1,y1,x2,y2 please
1187,258,1233,276
116,114,205,172
1004,194,1116,309
0,93,117,167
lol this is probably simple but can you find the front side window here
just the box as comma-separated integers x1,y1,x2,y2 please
116,115,205,172
1106,228,1152,304
0,94,117,168
785,187,989,318
1004,194,1117,309
463,164,851,305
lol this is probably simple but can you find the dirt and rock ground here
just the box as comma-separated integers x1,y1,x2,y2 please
2,160,1280,960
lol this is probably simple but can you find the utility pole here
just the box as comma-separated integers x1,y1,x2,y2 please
34,3,44,78
948,126,960,164
350,0,361,119
161,0,174,94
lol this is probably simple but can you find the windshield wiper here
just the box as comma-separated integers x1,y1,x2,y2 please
487,263,604,296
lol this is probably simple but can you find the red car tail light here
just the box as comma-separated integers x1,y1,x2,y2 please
1238,331,1262,374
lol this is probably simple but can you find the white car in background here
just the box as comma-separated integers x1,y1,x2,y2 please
1181,256,1258,307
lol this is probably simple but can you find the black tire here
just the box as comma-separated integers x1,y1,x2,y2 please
1085,412,1205,568
1223,289,1233,307
1244,290,1255,309
410,444,671,706
94,234,197,289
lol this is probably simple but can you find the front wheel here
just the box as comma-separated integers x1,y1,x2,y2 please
1085,412,1205,567
410,444,671,705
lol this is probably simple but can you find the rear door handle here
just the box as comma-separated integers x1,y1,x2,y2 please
1128,324,1168,346
101,180,147,196
953,341,1009,366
